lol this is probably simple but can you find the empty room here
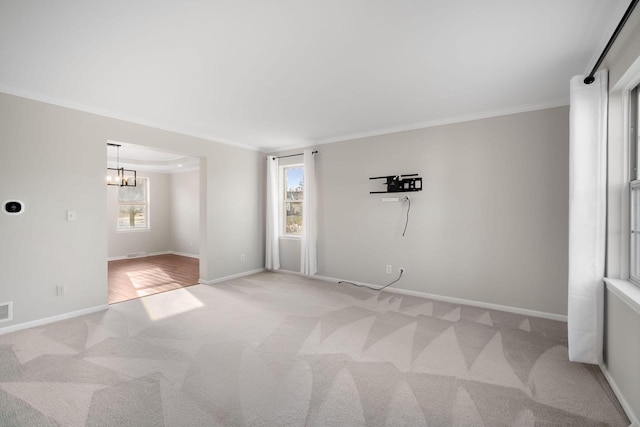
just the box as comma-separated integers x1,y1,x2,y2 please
1,1,640,426
106,143,201,304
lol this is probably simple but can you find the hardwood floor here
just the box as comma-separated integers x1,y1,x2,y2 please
108,254,200,304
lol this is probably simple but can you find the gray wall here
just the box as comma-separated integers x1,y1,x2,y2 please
107,169,200,259
0,92,264,329
107,171,172,259
274,106,569,316
605,290,640,418
602,6,640,93
169,169,199,255
602,6,640,421
279,238,301,272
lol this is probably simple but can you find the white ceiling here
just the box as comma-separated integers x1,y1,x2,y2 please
0,0,628,151
107,142,199,173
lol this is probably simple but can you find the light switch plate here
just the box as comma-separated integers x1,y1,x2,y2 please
67,210,77,221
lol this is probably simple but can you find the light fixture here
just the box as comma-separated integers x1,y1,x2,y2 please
107,143,137,187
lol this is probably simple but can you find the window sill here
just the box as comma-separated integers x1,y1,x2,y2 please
279,235,301,241
116,228,150,233
604,278,640,315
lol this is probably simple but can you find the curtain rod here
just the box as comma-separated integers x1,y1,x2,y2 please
584,0,639,84
271,150,318,160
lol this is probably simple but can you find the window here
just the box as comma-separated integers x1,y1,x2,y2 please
630,86,640,284
117,177,149,230
282,165,303,236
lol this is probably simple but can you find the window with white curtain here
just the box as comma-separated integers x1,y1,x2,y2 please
630,86,640,284
281,165,304,236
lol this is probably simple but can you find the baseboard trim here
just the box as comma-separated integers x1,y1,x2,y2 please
600,363,639,426
376,283,567,322
168,251,199,259
0,304,109,336
200,268,266,285
108,251,199,262
275,269,567,322
148,251,171,257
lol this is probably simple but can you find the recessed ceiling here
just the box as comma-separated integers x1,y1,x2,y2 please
107,142,199,173
0,0,628,151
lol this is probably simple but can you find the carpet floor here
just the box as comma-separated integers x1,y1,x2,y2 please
0,271,629,426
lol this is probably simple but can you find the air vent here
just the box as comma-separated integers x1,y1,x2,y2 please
0,302,13,323
126,252,147,259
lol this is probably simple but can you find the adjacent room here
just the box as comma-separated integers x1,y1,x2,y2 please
106,143,201,304
1,1,640,426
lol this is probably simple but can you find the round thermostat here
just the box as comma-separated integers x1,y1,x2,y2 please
3,200,25,215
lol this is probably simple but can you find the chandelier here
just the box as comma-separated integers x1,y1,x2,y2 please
106,143,137,187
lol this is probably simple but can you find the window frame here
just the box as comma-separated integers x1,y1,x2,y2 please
279,164,304,238
630,86,640,285
116,176,150,232
604,51,640,285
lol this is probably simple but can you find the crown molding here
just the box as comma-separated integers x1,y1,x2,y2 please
1,83,568,155
269,98,569,153
0,84,259,152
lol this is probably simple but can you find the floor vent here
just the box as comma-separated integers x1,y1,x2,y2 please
126,252,147,259
0,302,13,323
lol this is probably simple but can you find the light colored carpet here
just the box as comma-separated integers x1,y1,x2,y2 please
0,271,629,426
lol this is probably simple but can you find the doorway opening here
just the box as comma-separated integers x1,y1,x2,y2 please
106,142,202,304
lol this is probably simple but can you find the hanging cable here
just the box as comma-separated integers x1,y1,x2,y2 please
339,268,404,291
402,196,411,237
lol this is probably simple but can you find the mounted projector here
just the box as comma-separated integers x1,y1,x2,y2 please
369,174,422,194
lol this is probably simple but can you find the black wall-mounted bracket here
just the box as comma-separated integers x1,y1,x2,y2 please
370,174,422,194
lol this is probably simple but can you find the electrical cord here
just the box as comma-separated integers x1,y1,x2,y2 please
402,196,411,237
340,195,409,291
339,268,404,291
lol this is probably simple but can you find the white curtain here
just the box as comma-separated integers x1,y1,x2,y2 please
568,70,608,364
265,156,280,270
301,150,317,275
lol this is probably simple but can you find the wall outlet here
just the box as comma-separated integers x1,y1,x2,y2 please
189,241,193,248
240,254,246,263
56,284,66,296
66,210,77,221
386,265,392,274
399,267,405,274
